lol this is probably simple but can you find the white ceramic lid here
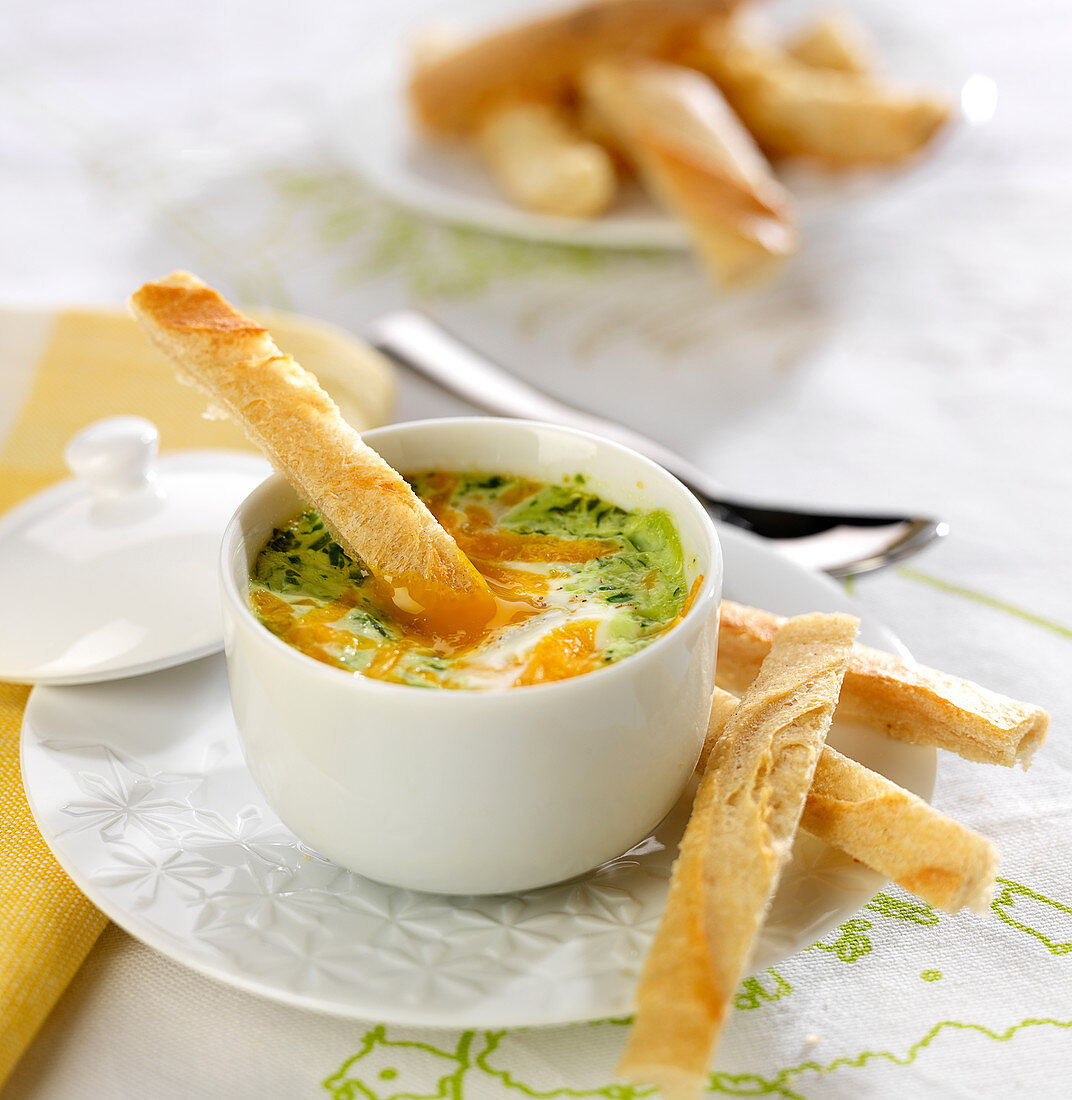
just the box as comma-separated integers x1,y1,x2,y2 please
0,417,270,685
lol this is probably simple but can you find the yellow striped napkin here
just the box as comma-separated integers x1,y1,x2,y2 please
0,305,393,1085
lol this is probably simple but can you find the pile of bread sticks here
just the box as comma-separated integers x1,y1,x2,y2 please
408,0,952,288
619,603,1048,1098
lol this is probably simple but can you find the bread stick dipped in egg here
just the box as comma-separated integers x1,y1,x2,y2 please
129,272,497,646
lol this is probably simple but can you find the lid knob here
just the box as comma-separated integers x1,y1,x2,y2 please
65,417,161,502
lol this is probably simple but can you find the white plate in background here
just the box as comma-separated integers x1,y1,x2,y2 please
334,0,992,249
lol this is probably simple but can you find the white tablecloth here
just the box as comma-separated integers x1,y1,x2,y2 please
2,0,1071,1095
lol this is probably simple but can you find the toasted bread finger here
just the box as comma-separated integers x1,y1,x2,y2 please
410,25,466,70
684,20,950,165
475,99,617,217
579,59,798,287
618,613,858,1098
129,272,495,642
806,744,999,912
785,11,874,75
409,0,739,136
716,600,1049,767
705,688,1000,912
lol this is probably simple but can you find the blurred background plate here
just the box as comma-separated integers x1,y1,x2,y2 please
334,0,992,249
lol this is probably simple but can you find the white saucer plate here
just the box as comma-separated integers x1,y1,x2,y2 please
21,525,934,1027
335,0,990,251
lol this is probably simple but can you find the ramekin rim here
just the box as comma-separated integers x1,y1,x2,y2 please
219,417,722,703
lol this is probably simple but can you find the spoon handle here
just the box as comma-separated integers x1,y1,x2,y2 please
367,310,715,490
367,309,946,577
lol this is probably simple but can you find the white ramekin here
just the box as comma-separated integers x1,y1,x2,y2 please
219,418,721,895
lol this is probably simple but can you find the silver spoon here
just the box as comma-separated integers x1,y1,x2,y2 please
368,310,947,578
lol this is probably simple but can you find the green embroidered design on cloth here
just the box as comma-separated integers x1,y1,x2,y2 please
705,1018,1072,1098
865,892,940,926
322,876,1071,1098
474,1030,649,1100
324,1023,655,1100
734,969,793,1010
897,568,1072,640
324,1027,475,1100
812,919,874,964
322,1018,1072,1100
270,170,611,301
992,878,1072,956
809,892,945,965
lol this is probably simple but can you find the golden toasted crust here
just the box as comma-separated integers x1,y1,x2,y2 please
579,59,798,288
705,687,999,912
716,600,1049,768
805,745,999,912
129,275,278,370
618,613,857,1098
474,99,618,217
409,0,738,136
784,12,874,75
251,308,395,433
129,272,494,640
684,21,950,165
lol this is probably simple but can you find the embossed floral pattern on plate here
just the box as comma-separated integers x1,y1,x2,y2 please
20,530,935,1026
